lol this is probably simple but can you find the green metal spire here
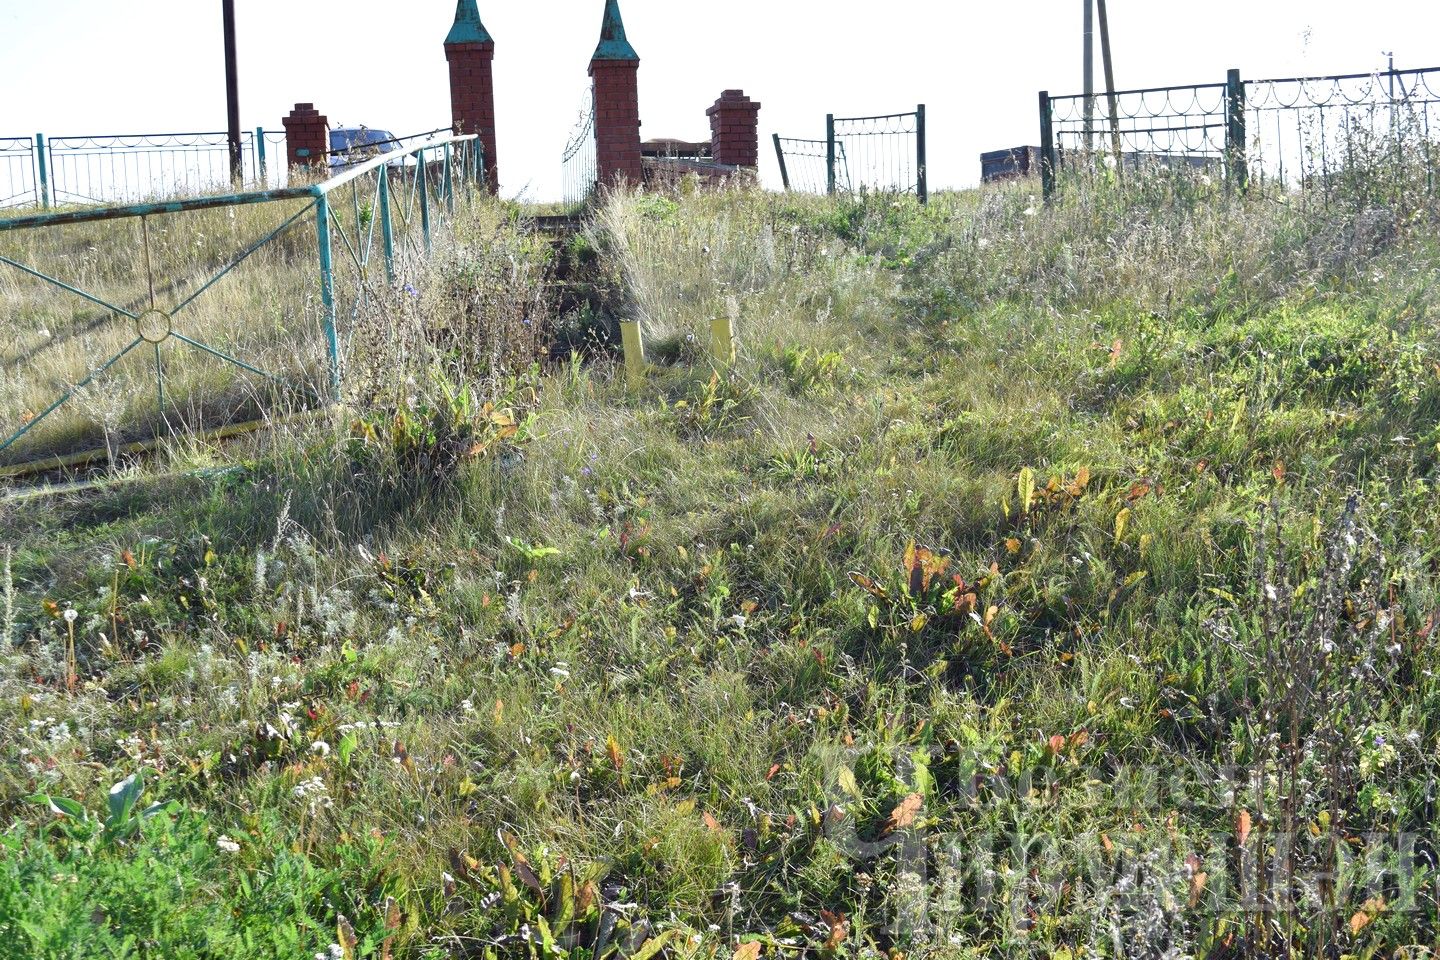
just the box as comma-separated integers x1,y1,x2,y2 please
445,0,492,45
592,0,639,61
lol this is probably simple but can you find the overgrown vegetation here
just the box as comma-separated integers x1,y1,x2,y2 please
3,162,1440,958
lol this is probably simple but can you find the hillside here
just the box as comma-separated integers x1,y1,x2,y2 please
3,170,1440,958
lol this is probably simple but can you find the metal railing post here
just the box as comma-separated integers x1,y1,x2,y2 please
773,134,791,191
1039,92,1057,202
255,127,267,188
35,134,50,209
1226,68,1249,192
826,114,837,196
916,104,928,205
418,148,432,255
378,164,395,284
315,194,340,401
443,142,454,216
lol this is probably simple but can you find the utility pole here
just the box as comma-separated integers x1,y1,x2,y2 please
223,0,242,187
1096,0,1122,168
1083,0,1095,152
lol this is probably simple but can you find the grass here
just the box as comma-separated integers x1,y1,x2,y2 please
2,160,1440,959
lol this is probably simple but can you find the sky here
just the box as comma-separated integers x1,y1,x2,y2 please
2,1,1437,201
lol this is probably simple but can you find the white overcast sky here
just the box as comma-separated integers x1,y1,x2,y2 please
2,1,1436,201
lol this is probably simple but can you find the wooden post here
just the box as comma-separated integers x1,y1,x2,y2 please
619,320,646,387
1096,0,1123,170
709,317,736,366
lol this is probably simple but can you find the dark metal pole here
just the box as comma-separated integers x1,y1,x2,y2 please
915,104,928,205
1226,69,1248,191
826,114,837,196
1039,91,1056,202
223,0,242,186
772,134,791,191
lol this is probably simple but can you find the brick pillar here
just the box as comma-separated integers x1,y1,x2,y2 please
589,0,642,188
444,0,498,191
591,61,643,187
282,103,328,172
707,90,761,168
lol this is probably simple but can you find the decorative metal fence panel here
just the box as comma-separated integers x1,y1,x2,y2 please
773,136,849,194
0,129,289,211
562,94,598,209
1045,82,1230,174
775,105,927,204
1040,66,1440,203
1,138,37,209
0,132,484,476
1246,69,1440,199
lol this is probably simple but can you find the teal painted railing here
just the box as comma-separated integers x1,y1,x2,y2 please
0,131,486,474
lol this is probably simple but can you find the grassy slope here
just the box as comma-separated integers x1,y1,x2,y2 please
2,175,1440,958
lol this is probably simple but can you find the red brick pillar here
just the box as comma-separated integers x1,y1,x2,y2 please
444,0,498,191
282,103,328,172
589,0,642,188
707,90,762,168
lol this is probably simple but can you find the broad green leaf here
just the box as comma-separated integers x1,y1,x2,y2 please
107,771,144,828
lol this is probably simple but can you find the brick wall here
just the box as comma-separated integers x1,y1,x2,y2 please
707,90,761,169
446,41,498,191
281,103,327,172
591,59,643,187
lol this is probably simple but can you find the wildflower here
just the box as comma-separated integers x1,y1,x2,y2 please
310,740,331,757
216,835,241,854
63,608,78,624
1023,206,1037,217
403,283,419,298
550,666,571,679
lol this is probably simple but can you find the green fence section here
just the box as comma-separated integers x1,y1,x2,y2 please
775,105,927,204
1041,66,1440,202
0,132,484,475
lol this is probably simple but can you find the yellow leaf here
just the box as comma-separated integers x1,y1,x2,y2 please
1188,870,1208,908
1236,809,1252,847
836,765,861,798
909,613,928,633
606,735,624,771
1005,538,1022,555
884,793,923,834
1114,508,1131,543
733,942,762,960
337,916,358,960
1018,467,1036,513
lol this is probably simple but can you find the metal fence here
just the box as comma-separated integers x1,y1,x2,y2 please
1,138,37,209
562,94,598,209
0,129,291,209
773,136,850,194
1040,66,1440,202
775,105,928,204
0,131,484,475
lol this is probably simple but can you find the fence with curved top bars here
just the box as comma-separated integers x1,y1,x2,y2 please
1040,66,1440,203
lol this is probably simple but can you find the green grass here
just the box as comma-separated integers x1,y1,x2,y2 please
3,168,1440,958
